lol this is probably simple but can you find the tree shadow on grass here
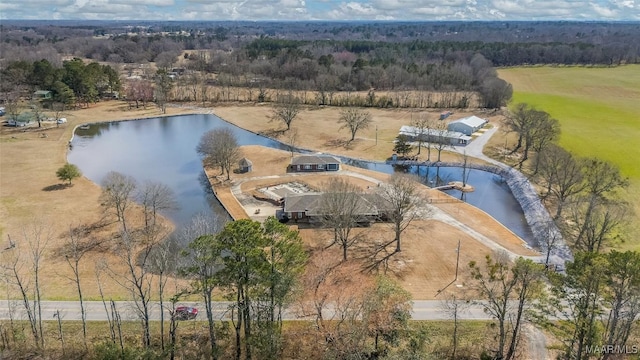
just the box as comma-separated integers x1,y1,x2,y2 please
357,237,406,275
324,138,352,149
260,128,286,138
42,183,72,191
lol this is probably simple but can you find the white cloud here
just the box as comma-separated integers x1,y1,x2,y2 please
0,0,638,21
591,2,620,17
110,0,174,6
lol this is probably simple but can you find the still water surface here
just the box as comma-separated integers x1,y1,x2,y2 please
68,114,532,242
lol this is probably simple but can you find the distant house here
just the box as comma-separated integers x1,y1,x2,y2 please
7,112,35,127
33,90,52,101
447,116,488,136
289,155,340,172
399,125,471,146
238,158,253,173
281,192,389,223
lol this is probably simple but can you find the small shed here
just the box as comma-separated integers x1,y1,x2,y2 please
33,90,52,100
238,158,253,173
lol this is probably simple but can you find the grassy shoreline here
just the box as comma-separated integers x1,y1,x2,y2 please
498,65,640,249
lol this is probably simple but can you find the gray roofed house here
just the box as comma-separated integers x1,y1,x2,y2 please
289,155,340,172
281,192,388,223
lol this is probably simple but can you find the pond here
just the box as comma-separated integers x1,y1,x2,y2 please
68,114,533,242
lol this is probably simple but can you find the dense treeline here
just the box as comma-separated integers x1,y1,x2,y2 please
0,58,121,109
2,21,638,111
1,21,638,66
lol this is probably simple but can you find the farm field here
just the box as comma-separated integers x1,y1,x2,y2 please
498,65,640,248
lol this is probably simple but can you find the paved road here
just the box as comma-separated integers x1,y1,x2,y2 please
0,300,493,322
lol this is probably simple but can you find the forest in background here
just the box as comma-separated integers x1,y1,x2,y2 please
1,21,639,111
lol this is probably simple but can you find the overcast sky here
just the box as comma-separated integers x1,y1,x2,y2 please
1,0,638,21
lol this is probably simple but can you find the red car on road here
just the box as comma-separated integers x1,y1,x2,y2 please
174,306,198,320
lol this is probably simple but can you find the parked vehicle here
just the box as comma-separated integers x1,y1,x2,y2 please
7,119,28,127
174,306,198,320
0,107,5,116
57,118,67,124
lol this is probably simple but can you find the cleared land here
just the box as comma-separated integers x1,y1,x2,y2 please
208,145,537,299
498,65,640,248
1,102,531,301
212,105,501,164
0,102,196,300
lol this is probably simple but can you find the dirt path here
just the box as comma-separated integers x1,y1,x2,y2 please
523,323,549,360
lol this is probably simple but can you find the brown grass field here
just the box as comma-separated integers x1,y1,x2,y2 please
206,145,537,299
212,104,503,163
1,101,532,301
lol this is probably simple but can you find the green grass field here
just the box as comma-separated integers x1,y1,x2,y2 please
498,65,640,248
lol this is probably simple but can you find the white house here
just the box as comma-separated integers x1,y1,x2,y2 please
447,116,488,136
399,125,472,146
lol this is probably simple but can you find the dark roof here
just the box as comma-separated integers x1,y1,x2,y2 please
284,192,383,216
361,193,394,212
283,194,321,213
291,155,341,166
239,158,253,166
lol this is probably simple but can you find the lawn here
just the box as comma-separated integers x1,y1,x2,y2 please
498,65,640,248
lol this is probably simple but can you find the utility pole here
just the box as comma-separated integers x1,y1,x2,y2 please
454,239,461,282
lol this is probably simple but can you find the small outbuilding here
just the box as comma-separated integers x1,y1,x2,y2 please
238,158,253,173
33,90,52,100
447,116,488,136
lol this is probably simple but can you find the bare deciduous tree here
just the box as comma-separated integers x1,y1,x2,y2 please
108,229,158,349
62,225,99,349
468,252,545,360
410,114,434,158
137,180,178,230
440,293,470,360
100,171,137,232
149,237,180,352
270,92,300,131
338,108,372,142
432,120,451,162
377,174,423,252
574,159,628,248
298,251,372,357
318,177,367,261
569,199,627,253
1,221,52,348
537,144,585,219
286,128,298,158
196,128,240,181
505,103,560,170
530,115,560,174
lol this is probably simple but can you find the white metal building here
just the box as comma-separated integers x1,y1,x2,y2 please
447,116,488,136
399,125,472,146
